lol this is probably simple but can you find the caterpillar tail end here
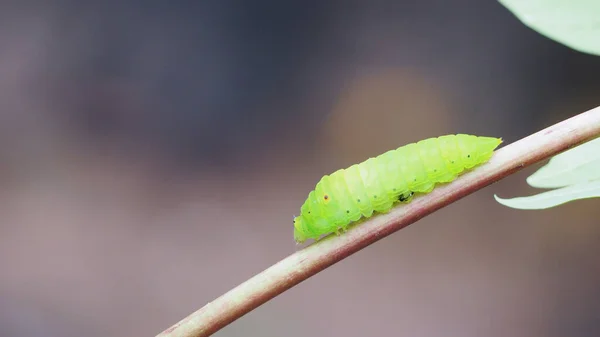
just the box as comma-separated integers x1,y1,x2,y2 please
476,136,503,161
480,136,503,149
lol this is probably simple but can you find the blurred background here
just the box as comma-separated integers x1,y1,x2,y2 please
1,1,599,336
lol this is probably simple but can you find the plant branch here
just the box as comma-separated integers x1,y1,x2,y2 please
157,106,600,337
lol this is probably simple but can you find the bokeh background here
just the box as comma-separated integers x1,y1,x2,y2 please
1,1,600,336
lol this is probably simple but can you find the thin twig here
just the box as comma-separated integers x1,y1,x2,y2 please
157,106,600,337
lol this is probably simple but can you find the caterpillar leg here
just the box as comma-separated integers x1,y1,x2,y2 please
398,192,414,203
334,226,349,236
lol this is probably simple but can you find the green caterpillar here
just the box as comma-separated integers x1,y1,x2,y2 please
293,134,502,243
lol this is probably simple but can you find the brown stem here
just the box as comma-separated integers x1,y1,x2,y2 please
157,106,600,337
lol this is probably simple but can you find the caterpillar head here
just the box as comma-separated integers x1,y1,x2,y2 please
293,216,308,244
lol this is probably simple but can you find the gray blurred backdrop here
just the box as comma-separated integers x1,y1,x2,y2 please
1,1,600,337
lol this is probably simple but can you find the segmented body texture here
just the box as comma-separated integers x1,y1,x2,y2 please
293,134,502,243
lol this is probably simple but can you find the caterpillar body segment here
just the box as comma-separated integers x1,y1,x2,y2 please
293,134,502,243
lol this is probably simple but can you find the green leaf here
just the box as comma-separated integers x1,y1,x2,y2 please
494,181,600,209
526,137,600,188
495,137,600,210
499,0,600,56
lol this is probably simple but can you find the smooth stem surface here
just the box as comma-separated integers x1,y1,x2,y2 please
157,106,600,337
